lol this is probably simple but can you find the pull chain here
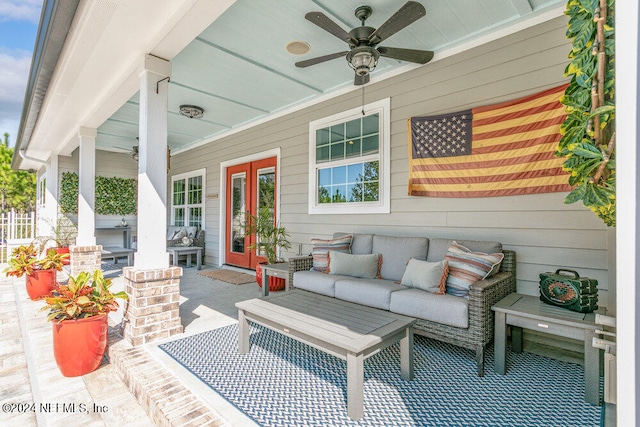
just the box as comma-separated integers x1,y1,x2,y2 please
361,84,365,116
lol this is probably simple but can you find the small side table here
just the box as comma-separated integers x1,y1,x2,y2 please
492,293,603,405
167,246,202,270
260,262,290,297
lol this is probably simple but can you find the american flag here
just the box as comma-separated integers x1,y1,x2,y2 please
408,84,572,198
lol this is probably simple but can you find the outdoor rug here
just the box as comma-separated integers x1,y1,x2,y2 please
101,261,123,279
159,324,602,427
198,269,255,285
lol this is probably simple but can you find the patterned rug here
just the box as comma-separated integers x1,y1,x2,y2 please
159,324,602,427
198,269,255,285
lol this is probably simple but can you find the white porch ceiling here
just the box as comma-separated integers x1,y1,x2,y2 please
72,0,568,156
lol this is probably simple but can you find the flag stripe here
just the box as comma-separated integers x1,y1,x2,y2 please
412,158,563,176
410,174,569,191
409,184,571,198
473,114,566,141
472,85,568,117
472,100,566,129
410,167,567,184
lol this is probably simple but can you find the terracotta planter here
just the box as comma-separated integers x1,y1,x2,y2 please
55,247,70,265
52,314,108,377
25,269,57,300
255,262,286,292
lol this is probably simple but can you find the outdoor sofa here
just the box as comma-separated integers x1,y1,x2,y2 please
288,233,516,376
166,225,205,262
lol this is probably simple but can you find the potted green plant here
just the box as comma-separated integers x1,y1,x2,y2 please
4,245,68,300
40,270,128,377
245,205,291,292
47,216,77,264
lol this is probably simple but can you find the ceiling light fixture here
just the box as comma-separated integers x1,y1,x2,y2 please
179,104,204,119
346,46,379,77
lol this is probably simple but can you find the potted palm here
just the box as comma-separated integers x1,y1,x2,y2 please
4,245,68,300
245,205,291,292
48,216,77,265
41,270,128,377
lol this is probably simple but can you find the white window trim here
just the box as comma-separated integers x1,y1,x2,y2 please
170,168,206,229
308,97,390,214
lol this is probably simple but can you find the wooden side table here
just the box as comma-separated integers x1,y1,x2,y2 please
167,246,202,270
492,293,603,405
259,262,290,297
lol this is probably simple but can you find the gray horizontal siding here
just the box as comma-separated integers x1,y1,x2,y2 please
167,16,612,313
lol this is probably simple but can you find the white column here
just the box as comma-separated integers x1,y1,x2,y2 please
76,127,97,246
134,54,171,269
617,0,639,423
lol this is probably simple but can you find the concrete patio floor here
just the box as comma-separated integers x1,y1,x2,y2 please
1,262,262,426
2,261,615,426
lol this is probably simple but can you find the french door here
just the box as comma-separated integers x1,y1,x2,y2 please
225,157,277,269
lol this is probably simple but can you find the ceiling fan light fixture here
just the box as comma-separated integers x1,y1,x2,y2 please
179,104,204,119
346,46,379,77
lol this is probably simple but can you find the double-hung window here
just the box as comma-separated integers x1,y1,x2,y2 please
309,98,390,214
171,168,205,228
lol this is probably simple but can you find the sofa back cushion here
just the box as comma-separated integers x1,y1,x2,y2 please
333,232,373,255
427,238,502,262
372,235,429,281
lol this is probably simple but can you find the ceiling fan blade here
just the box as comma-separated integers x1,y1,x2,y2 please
295,51,349,68
377,46,434,64
369,1,426,44
305,12,357,45
354,73,370,86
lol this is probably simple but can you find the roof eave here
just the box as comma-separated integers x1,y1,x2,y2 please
12,0,81,171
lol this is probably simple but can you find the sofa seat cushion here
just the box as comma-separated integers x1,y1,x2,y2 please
372,235,429,282
390,288,469,328
334,278,406,311
293,270,351,297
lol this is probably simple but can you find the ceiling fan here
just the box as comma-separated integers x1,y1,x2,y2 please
296,1,434,85
114,145,139,160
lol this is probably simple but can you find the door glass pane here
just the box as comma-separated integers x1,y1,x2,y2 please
231,173,246,253
256,168,276,257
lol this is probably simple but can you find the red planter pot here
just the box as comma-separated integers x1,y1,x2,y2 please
52,314,108,377
255,262,286,292
25,269,57,300
55,247,70,265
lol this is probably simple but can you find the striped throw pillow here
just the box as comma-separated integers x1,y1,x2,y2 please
310,235,352,273
445,241,504,297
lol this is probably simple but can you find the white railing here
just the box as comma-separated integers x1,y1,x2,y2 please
0,211,36,263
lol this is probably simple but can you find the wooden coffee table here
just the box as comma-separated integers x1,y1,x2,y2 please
236,290,416,420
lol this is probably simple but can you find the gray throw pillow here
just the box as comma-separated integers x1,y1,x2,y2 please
328,251,380,279
400,258,448,294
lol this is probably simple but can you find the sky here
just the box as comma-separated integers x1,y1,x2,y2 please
0,0,43,147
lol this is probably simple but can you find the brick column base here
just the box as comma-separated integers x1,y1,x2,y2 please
122,267,183,346
69,245,102,276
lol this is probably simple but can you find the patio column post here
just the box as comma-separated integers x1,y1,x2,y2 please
70,127,101,276
76,127,97,246
122,54,182,346
134,54,171,270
